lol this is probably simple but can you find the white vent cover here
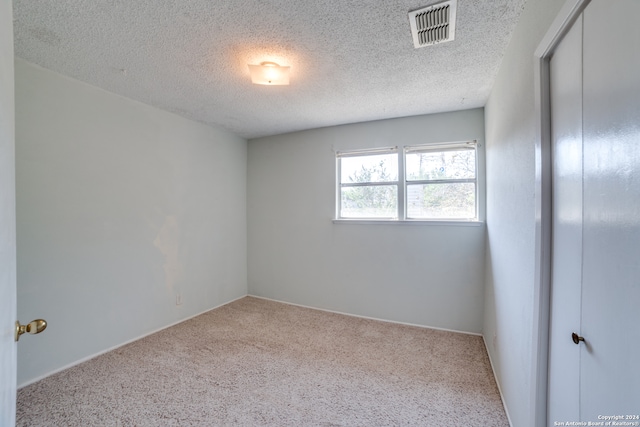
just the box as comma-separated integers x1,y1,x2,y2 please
408,0,457,48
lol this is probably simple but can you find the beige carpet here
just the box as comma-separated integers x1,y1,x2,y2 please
17,297,508,426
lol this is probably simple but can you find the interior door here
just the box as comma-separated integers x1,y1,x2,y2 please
579,0,640,418
548,0,640,422
548,12,583,423
0,0,17,423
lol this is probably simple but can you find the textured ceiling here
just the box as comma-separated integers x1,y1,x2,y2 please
13,0,527,139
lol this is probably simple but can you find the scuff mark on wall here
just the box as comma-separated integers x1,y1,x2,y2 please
153,215,183,292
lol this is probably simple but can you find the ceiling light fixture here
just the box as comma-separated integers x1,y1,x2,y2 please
248,62,290,85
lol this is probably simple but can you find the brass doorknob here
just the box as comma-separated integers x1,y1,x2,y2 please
572,332,585,345
15,319,47,342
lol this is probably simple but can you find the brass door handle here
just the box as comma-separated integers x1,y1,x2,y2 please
15,319,47,342
572,332,585,345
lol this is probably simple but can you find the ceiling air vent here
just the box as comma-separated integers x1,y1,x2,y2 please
408,0,457,48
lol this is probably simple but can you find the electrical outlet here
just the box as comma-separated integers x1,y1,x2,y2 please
493,334,497,349
176,293,183,306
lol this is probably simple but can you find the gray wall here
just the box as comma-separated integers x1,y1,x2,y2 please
248,109,486,333
483,0,564,425
0,0,16,423
15,59,248,386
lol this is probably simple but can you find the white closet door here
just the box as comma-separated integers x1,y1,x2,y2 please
549,0,640,422
548,13,583,424
580,0,640,418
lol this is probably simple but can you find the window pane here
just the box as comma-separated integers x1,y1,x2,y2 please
340,153,398,184
406,149,475,181
407,183,476,219
341,185,397,218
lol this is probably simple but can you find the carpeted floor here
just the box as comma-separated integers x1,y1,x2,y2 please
17,297,509,426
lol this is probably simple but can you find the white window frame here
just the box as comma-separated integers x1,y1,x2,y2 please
336,146,400,220
335,141,480,223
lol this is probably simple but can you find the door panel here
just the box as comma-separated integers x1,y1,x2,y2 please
580,0,640,418
0,0,17,423
548,13,583,423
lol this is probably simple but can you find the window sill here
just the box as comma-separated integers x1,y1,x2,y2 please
332,219,484,226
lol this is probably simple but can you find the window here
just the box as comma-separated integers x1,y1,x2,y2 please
336,141,478,221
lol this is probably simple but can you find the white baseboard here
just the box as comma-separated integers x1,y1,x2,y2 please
482,334,513,427
248,294,482,337
18,294,248,389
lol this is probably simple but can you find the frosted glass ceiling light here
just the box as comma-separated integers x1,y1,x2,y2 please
248,62,290,85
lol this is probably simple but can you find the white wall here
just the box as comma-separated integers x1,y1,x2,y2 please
0,0,17,424
248,109,486,333
15,59,247,386
483,0,564,425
